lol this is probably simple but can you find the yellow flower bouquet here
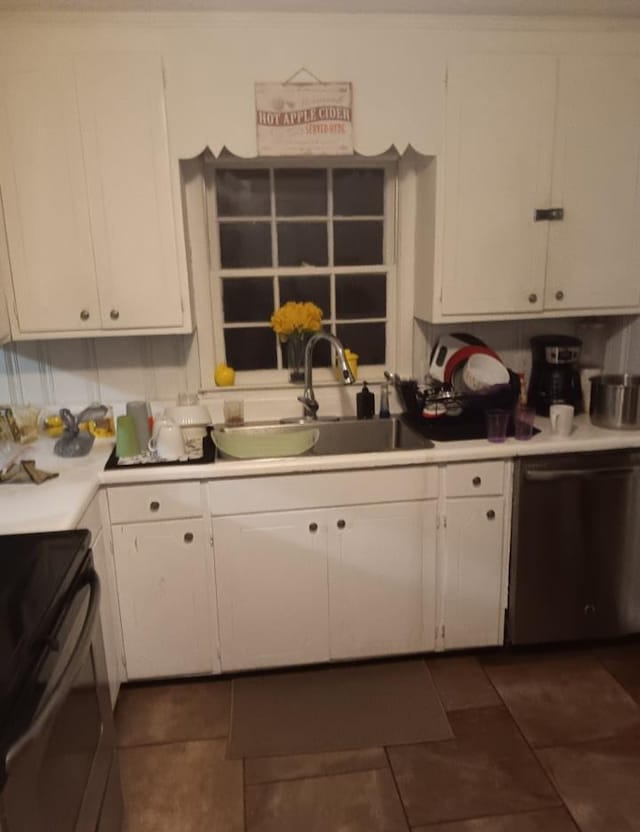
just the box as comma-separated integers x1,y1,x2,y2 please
270,301,323,382
270,301,323,342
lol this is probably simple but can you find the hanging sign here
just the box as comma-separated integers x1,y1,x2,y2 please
255,79,353,156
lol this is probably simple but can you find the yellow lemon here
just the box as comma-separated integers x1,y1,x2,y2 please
214,363,236,387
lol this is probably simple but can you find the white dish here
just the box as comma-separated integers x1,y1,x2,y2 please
462,354,510,392
211,424,320,459
164,404,211,427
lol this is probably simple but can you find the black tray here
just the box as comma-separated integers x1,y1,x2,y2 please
104,428,215,470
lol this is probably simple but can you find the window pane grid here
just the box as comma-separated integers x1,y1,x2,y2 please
213,164,391,374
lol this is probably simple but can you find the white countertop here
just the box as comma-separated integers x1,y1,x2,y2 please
2,415,640,535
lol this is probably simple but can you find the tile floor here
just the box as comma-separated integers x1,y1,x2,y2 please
116,640,640,831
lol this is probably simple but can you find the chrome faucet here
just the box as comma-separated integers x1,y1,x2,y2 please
298,332,356,420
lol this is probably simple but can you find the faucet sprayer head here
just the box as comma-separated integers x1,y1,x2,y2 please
336,350,356,385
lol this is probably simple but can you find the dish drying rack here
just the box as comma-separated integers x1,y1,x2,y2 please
385,371,520,419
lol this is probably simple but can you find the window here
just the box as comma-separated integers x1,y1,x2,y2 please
205,159,396,382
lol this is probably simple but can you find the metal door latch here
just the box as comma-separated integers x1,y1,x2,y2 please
534,208,564,222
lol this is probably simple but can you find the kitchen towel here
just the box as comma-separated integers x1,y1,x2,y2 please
227,658,452,759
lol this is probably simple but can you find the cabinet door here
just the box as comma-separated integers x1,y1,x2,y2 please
213,511,329,671
545,56,640,311
441,54,555,316
75,54,183,330
113,519,216,680
0,57,100,333
443,497,505,650
328,501,434,660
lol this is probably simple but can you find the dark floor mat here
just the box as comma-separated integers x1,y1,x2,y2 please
228,659,452,759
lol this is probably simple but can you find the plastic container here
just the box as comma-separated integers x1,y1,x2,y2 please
356,382,375,419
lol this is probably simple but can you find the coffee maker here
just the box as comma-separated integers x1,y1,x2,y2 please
527,335,583,415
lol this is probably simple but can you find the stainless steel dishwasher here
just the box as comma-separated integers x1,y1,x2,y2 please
508,449,640,645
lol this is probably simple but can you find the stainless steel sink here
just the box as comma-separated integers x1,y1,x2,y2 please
310,416,431,455
212,416,431,460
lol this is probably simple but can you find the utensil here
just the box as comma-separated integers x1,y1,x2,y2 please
550,403,574,437
115,415,141,459
462,354,510,392
485,409,510,443
513,405,536,440
589,374,640,430
211,423,320,459
126,401,151,451
148,418,185,460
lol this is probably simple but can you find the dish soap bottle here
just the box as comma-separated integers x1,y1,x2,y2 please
357,382,375,420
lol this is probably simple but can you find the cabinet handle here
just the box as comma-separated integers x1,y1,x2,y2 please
486,509,496,520
337,519,346,529
472,476,482,487
555,290,564,301
584,603,596,616
528,293,538,304
534,207,564,222
80,309,90,321
110,309,120,321
149,500,160,512
184,532,194,544
309,522,318,533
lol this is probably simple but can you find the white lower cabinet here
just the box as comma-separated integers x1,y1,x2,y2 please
441,497,505,650
213,510,330,671
112,518,218,680
213,499,437,672
328,501,436,660
440,461,510,651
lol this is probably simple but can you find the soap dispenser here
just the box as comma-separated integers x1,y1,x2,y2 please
356,382,375,419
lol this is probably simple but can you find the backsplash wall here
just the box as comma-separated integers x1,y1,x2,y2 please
0,334,200,408
0,314,633,412
414,316,631,388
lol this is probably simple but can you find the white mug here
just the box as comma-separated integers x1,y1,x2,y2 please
550,403,574,438
148,418,185,460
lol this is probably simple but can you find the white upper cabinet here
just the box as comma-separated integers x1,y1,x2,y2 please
0,57,101,333
434,52,640,321
0,53,190,338
441,54,556,317
545,56,640,312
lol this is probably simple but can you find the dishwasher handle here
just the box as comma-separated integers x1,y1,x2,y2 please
5,569,101,772
524,466,639,482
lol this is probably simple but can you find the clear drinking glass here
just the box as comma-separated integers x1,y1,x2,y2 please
513,406,536,441
485,409,510,443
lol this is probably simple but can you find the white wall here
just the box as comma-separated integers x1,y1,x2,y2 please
0,334,200,408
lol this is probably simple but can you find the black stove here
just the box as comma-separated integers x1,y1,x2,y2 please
0,530,91,786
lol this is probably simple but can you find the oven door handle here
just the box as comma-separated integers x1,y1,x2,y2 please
5,569,101,771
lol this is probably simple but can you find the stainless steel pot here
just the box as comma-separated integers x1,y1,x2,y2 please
589,374,640,429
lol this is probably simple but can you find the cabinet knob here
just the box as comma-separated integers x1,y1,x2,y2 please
528,293,538,304
110,308,120,321
184,532,194,544
80,309,90,321
149,500,160,512
486,509,496,520
337,519,346,529
584,603,596,616
309,522,318,533
472,476,482,487
555,290,564,301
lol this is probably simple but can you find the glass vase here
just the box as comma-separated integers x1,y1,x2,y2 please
286,332,308,384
